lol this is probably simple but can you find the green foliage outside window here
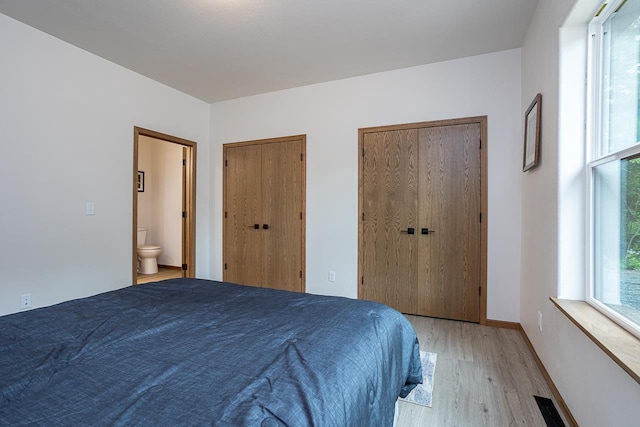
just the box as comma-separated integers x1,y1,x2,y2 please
624,157,640,270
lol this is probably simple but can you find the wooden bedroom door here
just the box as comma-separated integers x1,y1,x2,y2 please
359,118,486,323
223,135,306,293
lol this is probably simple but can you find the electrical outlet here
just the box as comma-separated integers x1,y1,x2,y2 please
328,270,336,282
20,294,32,310
538,311,543,331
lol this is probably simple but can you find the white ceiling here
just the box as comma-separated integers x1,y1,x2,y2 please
0,0,539,103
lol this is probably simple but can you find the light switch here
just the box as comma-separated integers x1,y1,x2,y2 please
329,270,336,282
86,202,95,215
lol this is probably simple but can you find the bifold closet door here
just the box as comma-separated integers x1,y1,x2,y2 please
361,129,419,314
223,144,263,286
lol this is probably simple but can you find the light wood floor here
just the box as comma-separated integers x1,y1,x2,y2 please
136,267,183,284
396,315,569,426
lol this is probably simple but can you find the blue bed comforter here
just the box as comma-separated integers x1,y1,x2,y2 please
0,279,422,426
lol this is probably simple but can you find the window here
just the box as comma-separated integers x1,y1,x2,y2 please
588,0,640,338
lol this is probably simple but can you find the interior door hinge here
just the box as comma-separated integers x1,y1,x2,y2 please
479,286,482,296
362,212,365,221
300,271,303,279
182,211,187,219
224,160,228,167
479,213,482,222
182,264,187,271
182,159,186,166
361,276,364,284
300,153,303,161
225,211,228,219
300,212,303,220
479,139,482,150
362,148,365,157
224,263,227,270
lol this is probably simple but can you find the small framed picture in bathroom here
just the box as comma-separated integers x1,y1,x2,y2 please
137,171,145,192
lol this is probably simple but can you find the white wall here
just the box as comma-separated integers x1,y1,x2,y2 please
210,49,523,322
521,0,640,425
138,136,183,267
0,13,211,316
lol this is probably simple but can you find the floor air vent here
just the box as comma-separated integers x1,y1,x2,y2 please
534,395,565,427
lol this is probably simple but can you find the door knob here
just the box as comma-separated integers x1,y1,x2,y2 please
247,224,259,229
263,224,270,230
421,228,436,235
400,228,415,235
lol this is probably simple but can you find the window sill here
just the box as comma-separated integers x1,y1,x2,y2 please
550,297,640,385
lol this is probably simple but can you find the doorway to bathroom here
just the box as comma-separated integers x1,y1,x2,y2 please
132,127,196,285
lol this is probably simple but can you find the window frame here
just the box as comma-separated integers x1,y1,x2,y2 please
586,0,640,340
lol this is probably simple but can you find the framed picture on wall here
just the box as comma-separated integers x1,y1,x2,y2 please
137,171,145,192
523,93,542,172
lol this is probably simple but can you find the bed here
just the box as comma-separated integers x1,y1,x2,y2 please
0,278,422,426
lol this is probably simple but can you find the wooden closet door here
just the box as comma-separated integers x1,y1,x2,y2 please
261,140,304,292
359,119,485,322
418,123,481,322
223,145,263,286
223,135,306,292
361,130,419,314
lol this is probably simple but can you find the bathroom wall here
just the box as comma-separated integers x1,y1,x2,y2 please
138,135,183,267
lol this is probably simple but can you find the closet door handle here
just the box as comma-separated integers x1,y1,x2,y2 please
247,224,259,229
263,224,270,230
400,228,415,235
421,228,436,235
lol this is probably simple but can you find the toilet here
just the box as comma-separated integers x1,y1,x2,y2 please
137,227,162,274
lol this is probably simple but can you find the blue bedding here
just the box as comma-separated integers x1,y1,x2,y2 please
0,279,422,426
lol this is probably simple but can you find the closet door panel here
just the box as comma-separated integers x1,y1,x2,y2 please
361,130,419,314
223,145,263,287
261,140,304,292
418,123,481,322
